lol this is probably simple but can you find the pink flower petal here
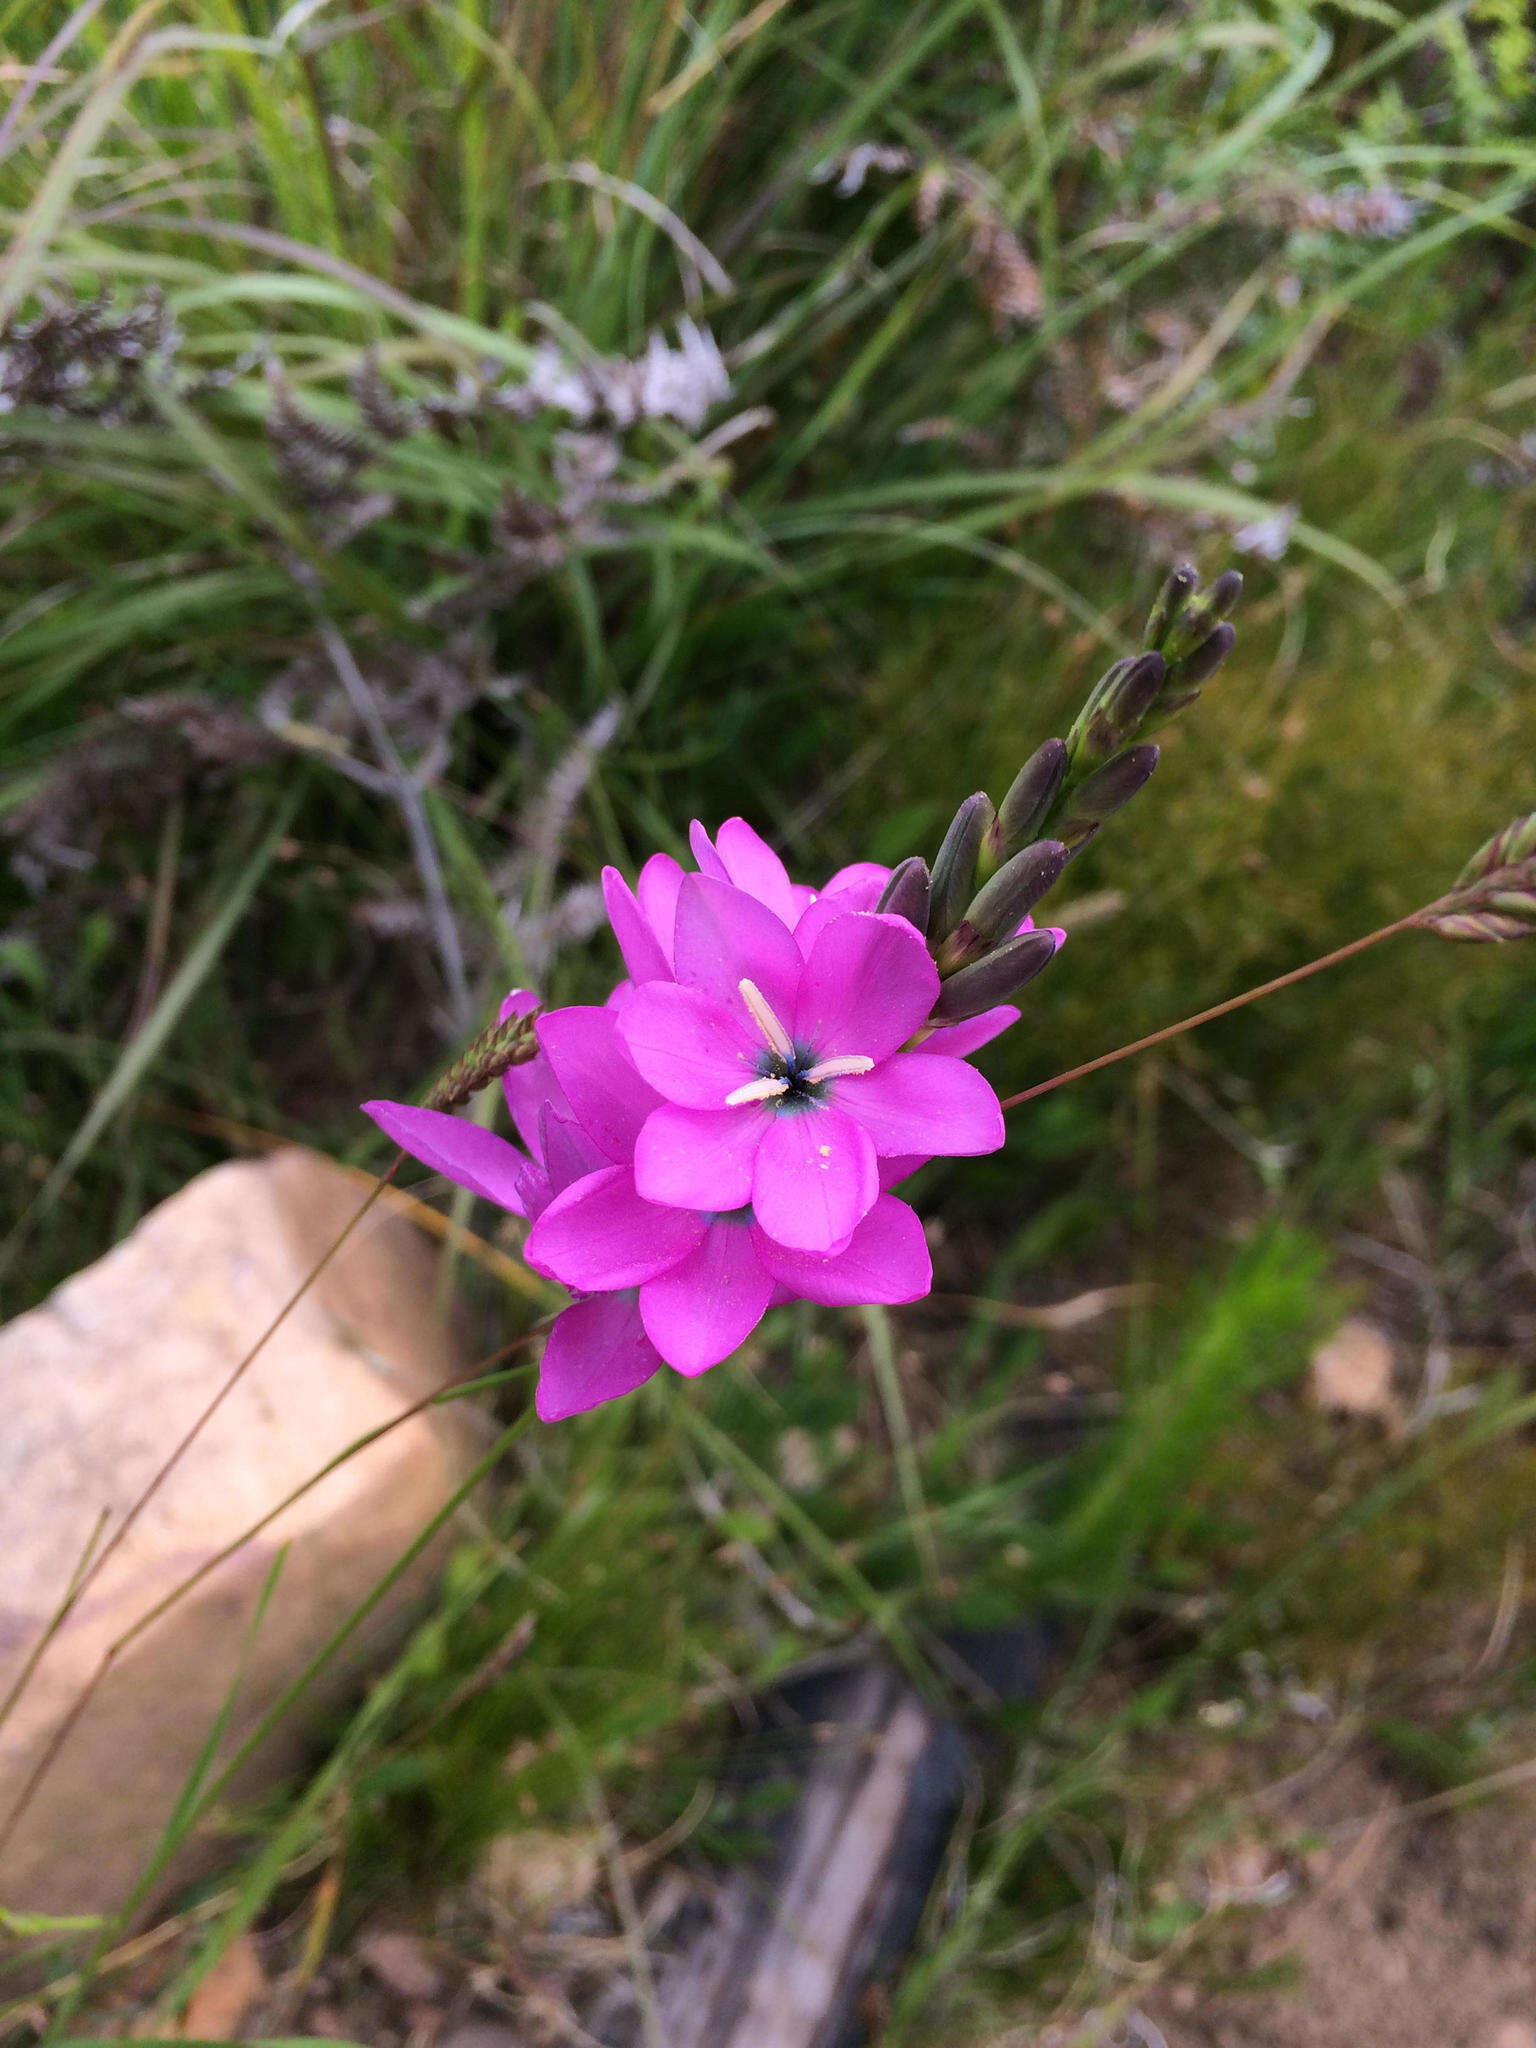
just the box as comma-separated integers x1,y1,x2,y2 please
878,1154,927,1189
537,1005,661,1161
819,861,891,908
498,988,567,1156
637,852,684,966
536,1294,662,1422
639,1221,775,1374
671,873,805,1023
540,1106,610,1197
688,819,729,881
503,1050,567,1159
912,1005,1021,1059
792,912,938,1062
619,981,760,1108
834,1052,1004,1158
714,817,797,927
363,1099,529,1215
788,893,847,957
751,1104,878,1252
754,1193,931,1306
791,865,894,952
602,866,670,984
517,1159,553,1219
634,1101,765,1211
524,1164,705,1291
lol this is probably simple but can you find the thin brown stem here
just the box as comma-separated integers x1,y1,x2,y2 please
1000,908,1426,1112
0,1154,404,1758
0,1508,112,1751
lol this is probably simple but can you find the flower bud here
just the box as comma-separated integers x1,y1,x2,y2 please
1055,744,1159,850
1164,570,1243,661
1452,809,1536,890
1103,649,1167,727
1418,908,1532,943
424,1008,541,1110
927,792,994,943
1067,651,1166,771
984,738,1067,870
1176,620,1236,689
931,928,1060,1019
876,855,931,929
1418,810,1536,942
958,838,1068,950
1144,562,1199,652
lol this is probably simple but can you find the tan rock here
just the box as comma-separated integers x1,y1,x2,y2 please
1309,1317,1398,1419
179,1932,265,2038
0,1148,477,1920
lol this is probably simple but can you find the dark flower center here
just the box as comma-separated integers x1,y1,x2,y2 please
755,1040,824,1106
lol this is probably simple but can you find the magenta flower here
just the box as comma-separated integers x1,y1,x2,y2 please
617,874,1004,1251
600,815,893,982
365,994,932,1421
363,818,1053,1423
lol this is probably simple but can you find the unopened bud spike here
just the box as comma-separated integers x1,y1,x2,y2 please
1144,562,1198,651
961,838,1068,949
932,929,1060,1020
1055,744,1159,850
424,1009,541,1110
927,792,994,942
988,739,1067,868
877,856,932,929
1177,620,1236,689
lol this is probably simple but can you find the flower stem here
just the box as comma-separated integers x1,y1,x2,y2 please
999,907,1429,1113
862,1304,940,1595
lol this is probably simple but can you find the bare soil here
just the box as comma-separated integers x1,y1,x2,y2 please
1147,1753,1536,2048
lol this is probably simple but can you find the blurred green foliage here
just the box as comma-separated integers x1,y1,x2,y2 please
3,3,1536,2042
1,2,1534,1309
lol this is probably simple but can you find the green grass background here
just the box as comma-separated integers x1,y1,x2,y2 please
2,0,1536,2039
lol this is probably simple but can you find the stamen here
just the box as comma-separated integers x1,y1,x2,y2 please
802,1054,876,1084
724,1075,792,1107
737,977,795,1059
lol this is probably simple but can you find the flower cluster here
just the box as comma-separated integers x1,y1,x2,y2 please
365,819,1063,1422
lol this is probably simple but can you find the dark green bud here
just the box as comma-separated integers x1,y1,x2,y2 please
951,838,1067,960
931,928,1060,1020
876,855,931,929
984,739,1067,870
1056,744,1159,850
927,792,994,943
1144,562,1199,652
1067,651,1166,770
1177,620,1236,689
1164,571,1243,662
1103,650,1166,727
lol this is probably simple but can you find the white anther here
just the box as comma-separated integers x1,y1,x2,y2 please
802,1054,876,1084
724,1075,792,1107
737,978,795,1059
